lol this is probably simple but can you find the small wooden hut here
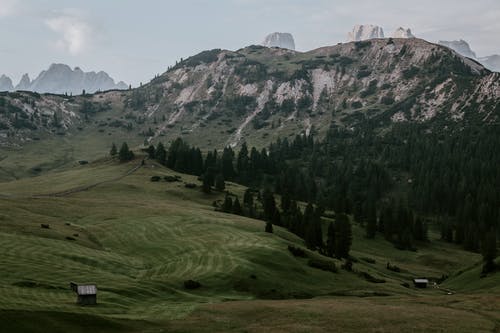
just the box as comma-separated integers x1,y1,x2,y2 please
412,278,429,288
70,282,97,305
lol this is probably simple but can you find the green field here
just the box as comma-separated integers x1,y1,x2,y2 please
0,157,498,332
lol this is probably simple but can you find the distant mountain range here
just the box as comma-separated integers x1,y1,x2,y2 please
438,40,500,72
0,64,128,95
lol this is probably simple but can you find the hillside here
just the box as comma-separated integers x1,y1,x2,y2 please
1,39,499,152
0,157,498,332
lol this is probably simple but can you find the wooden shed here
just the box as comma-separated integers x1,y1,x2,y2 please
70,282,97,305
412,278,429,288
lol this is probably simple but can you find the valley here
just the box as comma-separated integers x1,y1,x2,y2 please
0,156,498,332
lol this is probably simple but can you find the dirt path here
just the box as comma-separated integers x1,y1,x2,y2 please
31,159,145,198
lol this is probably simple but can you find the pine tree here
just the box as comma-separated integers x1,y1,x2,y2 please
481,229,497,274
232,197,243,215
215,174,225,191
147,144,155,159
265,221,273,233
366,203,377,239
262,189,277,221
155,142,167,165
334,213,352,259
202,170,214,194
110,143,117,156
243,189,254,207
118,142,134,162
326,222,336,257
223,195,233,213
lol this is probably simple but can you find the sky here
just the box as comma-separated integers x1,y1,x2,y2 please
1,0,499,86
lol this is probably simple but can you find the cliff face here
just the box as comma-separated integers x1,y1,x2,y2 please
1,39,498,149
439,40,477,59
348,25,384,41
0,75,14,92
262,33,296,50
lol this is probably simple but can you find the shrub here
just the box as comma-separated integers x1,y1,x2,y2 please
183,280,201,289
184,183,197,189
308,259,338,273
288,245,307,258
150,176,161,182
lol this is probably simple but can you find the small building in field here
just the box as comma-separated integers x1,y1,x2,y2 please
413,278,429,288
70,282,97,305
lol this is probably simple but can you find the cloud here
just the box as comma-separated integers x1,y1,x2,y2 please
0,0,18,17
45,10,92,55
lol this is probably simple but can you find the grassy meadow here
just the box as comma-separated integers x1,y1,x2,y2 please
0,156,498,332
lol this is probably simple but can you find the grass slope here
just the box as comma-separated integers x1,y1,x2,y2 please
0,157,498,332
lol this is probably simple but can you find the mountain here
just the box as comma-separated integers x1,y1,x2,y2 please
438,40,477,59
438,40,500,72
15,74,31,91
1,38,498,152
27,64,128,95
0,64,127,95
392,27,415,38
479,54,500,72
262,32,296,50
348,25,384,41
0,75,14,91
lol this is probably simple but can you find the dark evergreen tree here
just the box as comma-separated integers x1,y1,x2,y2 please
232,197,243,215
366,202,377,239
110,143,117,156
223,195,233,213
118,142,134,162
147,145,155,159
155,142,167,165
215,174,225,191
326,222,336,257
334,213,352,259
265,221,273,233
481,229,497,273
262,189,277,221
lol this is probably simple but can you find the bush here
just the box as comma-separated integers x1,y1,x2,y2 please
386,262,401,272
183,280,201,289
164,175,181,182
40,224,50,229
184,183,197,189
308,258,338,273
288,245,307,258
150,176,161,182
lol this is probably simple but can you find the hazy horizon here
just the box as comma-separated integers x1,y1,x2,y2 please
1,0,499,86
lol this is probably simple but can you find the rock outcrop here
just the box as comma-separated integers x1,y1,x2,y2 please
262,32,296,50
439,40,477,59
392,27,415,39
0,75,14,91
348,25,384,41
15,74,31,91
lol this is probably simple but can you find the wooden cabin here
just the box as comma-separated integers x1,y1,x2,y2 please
70,282,97,305
412,278,429,288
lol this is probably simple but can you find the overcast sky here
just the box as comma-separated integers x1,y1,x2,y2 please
1,0,499,86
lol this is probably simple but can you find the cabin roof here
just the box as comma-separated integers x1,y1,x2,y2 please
76,285,97,295
413,278,429,283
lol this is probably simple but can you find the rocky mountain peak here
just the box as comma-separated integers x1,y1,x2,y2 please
262,32,296,50
438,39,477,59
348,25,385,41
0,75,14,91
392,27,415,39
15,74,31,91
